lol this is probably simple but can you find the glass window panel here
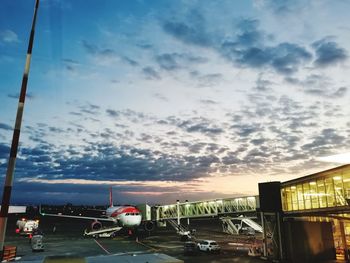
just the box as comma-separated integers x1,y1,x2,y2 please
333,175,345,206
342,170,350,205
281,188,287,211
309,181,319,209
297,184,304,210
285,187,292,211
325,178,335,207
303,183,311,209
317,179,327,208
291,186,298,210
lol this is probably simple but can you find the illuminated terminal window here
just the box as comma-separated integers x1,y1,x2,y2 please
281,165,350,212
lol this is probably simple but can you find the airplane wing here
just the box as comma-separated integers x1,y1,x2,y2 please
85,208,107,212
39,207,114,222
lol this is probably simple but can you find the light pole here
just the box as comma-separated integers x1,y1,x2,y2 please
0,0,40,254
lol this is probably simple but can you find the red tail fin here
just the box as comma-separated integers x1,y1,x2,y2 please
109,187,113,207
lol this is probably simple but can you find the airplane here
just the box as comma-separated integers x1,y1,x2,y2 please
40,188,143,234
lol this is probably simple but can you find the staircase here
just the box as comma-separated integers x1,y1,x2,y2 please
220,216,263,235
166,219,190,236
242,218,263,233
221,217,240,235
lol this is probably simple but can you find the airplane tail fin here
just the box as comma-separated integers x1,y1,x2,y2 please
109,187,113,207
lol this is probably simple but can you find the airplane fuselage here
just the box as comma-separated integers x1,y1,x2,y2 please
106,206,142,227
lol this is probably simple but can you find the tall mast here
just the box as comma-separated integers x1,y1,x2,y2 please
0,0,40,252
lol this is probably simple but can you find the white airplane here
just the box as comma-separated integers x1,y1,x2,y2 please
40,188,142,232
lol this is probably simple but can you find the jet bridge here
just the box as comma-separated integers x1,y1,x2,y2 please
155,196,258,221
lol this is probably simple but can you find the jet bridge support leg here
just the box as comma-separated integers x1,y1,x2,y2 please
260,211,285,261
259,181,285,262
261,212,267,257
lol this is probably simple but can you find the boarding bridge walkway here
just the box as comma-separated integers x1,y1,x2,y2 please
155,196,259,221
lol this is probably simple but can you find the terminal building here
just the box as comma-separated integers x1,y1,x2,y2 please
153,164,350,262
259,164,350,262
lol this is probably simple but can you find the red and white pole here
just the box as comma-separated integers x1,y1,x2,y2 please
0,0,40,254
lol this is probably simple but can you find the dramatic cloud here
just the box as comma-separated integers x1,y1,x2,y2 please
1,143,220,183
155,52,207,71
301,129,346,155
332,87,348,98
163,116,224,137
163,17,312,75
254,0,306,15
81,40,120,65
285,74,348,97
156,53,179,71
1,1,350,205
163,14,211,47
106,109,119,118
0,143,10,159
231,123,262,137
312,38,348,66
0,123,12,131
222,42,312,74
142,66,161,80
78,103,100,115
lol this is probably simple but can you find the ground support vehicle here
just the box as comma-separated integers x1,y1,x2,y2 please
16,218,39,236
184,241,197,255
197,240,221,253
30,229,44,252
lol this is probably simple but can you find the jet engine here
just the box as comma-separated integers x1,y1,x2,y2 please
91,220,102,231
144,220,154,231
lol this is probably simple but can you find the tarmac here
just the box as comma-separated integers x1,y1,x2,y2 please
3,215,269,262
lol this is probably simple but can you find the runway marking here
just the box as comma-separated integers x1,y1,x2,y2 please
152,244,183,249
93,239,111,254
111,250,148,256
136,240,159,251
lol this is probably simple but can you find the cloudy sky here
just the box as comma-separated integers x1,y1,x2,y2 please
0,0,349,205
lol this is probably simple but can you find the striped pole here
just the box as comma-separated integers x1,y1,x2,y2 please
0,0,39,253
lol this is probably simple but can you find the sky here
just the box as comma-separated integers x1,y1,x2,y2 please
0,0,350,205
